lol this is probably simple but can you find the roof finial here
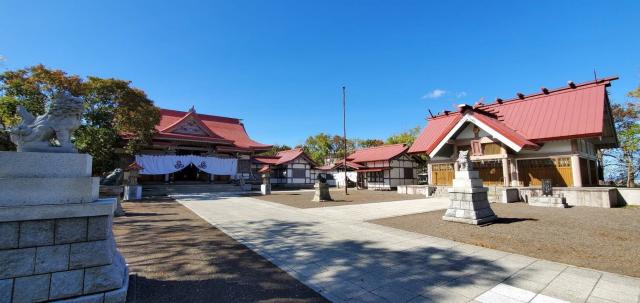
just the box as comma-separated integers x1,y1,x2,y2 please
188,105,196,113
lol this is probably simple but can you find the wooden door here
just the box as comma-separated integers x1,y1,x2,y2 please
517,158,572,187
475,160,504,186
431,163,454,186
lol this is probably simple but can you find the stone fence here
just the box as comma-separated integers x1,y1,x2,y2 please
398,184,639,208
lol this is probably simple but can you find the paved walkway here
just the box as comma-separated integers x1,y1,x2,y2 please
174,193,640,303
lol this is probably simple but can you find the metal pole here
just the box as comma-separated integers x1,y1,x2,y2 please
343,86,348,195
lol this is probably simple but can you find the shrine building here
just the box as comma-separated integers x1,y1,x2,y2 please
408,77,619,191
317,144,423,190
126,107,271,183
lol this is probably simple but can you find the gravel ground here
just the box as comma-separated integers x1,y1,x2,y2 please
113,198,327,303
251,188,425,209
371,202,640,278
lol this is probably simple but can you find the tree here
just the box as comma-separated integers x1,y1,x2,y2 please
262,144,292,156
386,126,422,145
354,138,384,149
603,92,639,187
302,133,333,165
0,65,160,174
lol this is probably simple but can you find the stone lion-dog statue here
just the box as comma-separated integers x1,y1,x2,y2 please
456,150,473,171
9,92,84,153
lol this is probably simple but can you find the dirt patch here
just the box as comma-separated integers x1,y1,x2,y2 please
250,189,424,209
113,198,327,303
371,202,640,277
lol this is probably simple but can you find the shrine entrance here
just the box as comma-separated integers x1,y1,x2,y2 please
173,164,209,182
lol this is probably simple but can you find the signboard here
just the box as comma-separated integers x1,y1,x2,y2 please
542,179,553,196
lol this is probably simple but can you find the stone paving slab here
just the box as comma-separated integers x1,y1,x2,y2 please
174,193,640,303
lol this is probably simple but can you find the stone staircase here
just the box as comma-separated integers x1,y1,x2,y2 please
141,183,251,196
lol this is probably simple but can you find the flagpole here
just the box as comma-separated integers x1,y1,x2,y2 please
343,86,348,195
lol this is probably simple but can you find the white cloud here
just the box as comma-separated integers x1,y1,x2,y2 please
456,91,467,99
422,89,447,99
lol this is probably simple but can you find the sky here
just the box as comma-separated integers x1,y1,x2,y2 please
1,1,639,147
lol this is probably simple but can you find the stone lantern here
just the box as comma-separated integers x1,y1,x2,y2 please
258,165,271,195
123,162,143,201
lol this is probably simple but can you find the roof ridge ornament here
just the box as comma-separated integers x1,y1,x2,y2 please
188,106,196,113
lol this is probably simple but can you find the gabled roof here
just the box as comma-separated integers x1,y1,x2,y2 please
253,148,317,166
315,159,365,171
347,144,409,163
155,108,271,151
409,77,619,155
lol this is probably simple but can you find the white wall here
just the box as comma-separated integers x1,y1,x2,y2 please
361,155,420,190
457,123,490,139
518,140,572,154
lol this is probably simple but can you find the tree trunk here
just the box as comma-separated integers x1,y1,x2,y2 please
626,152,634,188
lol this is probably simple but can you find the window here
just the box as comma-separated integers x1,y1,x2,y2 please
292,168,306,178
404,168,414,179
237,160,251,173
368,171,383,182
271,168,286,178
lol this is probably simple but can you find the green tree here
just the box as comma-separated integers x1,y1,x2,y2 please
331,135,356,160
262,144,292,156
604,96,639,187
354,138,384,149
0,65,160,174
386,126,422,145
303,133,333,165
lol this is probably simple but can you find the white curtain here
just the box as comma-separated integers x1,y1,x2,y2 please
333,171,358,187
135,155,238,176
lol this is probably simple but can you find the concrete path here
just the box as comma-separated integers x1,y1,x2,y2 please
173,193,640,303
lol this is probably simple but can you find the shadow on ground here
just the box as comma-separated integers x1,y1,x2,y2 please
234,218,512,301
114,200,327,303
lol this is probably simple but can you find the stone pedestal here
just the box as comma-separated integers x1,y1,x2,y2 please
100,185,125,216
312,182,333,202
0,151,128,303
123,185,142,201
443,168,497,225
528,196,568,208
260,184,271,195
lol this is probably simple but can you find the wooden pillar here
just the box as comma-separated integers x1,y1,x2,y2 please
595,159,601,185
502,158,510,187
586,160,592,186
452,144,459,171
571,155,583,187
509,159,520,186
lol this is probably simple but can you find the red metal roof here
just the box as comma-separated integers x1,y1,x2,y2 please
470,112,539,150
253,148,316,166
357,168,387,172
315,159,364,171
155,108,271,151
252,156,280,165
347,144,409,163
409,77,618,155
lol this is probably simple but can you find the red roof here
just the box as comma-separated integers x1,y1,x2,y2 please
253,148,317,166
348,144,409,163
252,156,280,165
155,108,271,151
315,159,364,171
409,77,618,155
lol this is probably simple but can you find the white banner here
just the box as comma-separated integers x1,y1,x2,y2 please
135,155,238,176
333,171,358,187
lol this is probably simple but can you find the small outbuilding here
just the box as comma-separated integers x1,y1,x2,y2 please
252,148,318,188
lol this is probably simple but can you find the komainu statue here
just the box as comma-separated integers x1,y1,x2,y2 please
8,92,84,153
456,150,473,171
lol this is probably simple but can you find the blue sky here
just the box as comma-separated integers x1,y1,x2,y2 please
1,1,639,147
